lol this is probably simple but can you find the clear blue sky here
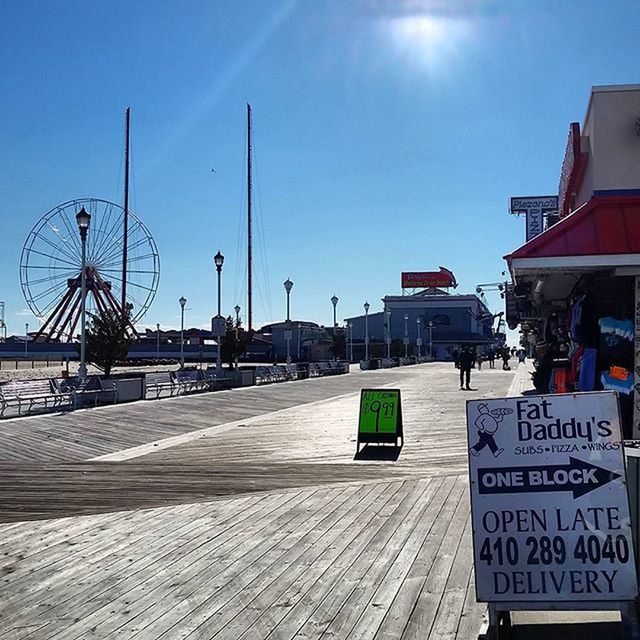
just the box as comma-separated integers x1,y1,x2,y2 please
1,0,639,336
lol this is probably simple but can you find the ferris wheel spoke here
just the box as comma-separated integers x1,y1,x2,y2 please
90,201,119,262
90,219,120,267
90,201,113,256
94,218,144,267
31,280,68,304
92,208,124,265
109,281,146,312
28,271,76,287
100,252,156,270
96,232,149,264
25,248,79,269
57,207,84,256
24,264,79,271
32,232,80,266
100,268,157,275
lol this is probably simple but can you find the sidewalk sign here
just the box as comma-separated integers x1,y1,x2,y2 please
357,389,403,452
467,392,639,638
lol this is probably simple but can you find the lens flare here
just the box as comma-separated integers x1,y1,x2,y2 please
383,13,475,78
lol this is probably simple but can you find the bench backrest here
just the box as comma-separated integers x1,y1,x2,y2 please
175,370,204,382
0,379,54,397
145,372,174,385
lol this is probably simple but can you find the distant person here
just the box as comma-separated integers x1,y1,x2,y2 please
487,347,495,369
518,349,526,364
476,352,484,370
458,346,474,390
452,347,460,369
502,347,511,371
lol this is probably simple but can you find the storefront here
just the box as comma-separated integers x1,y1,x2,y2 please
505,85,640,438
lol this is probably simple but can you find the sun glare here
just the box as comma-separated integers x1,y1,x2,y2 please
384,14,474,78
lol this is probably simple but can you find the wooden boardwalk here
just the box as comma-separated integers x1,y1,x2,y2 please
0,363,517,639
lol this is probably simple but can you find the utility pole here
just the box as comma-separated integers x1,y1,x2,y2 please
121,107,130,316
247,103,253,333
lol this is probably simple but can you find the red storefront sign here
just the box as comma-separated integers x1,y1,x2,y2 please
558,122,588,217
401,267,457,289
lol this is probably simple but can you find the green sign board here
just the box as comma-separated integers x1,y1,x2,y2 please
357,389,403,451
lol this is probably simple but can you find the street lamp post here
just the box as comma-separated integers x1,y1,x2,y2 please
364,301,370,360
284,278,293,364
76,207,91,380
213,251,225,373
386,308,391,358
156,323,160,360
24,323,29,358
179,296,187,368
416,317,422,358
234,304,241,368
331,295,338,329
429,320,434,358
297,323,302,360
348,321,353,362
404,314,409,358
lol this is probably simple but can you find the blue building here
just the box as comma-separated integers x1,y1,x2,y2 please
345,288,497,360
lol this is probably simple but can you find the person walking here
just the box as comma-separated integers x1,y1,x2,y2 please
458,345,474,390
501,346,511,371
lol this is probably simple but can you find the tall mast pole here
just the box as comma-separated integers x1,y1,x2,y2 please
121,107,130,317
247,103,253,333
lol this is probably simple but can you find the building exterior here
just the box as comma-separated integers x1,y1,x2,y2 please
256,321,337,362
504,84,640,438
345,288,496,360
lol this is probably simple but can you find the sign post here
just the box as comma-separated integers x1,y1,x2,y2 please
509,196,559,242
467,392,638,637
357,389,403,452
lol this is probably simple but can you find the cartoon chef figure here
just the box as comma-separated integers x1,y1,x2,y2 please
469,403,504,458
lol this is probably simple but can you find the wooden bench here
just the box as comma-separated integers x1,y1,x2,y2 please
55,376,118,407
174,370,209,395
255,366,272,385
202,368,235,391
0,379,73,418
144,372,177,399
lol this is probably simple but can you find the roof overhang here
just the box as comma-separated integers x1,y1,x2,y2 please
505,195,640,279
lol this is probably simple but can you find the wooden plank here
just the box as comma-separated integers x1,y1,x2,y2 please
12,488,322,640
187,481,424,640
398,477,471,639
285,477,454,640
90,483,383,639
0,490,300,635
323,477,464,640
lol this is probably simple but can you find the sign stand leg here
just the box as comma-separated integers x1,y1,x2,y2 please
633,275,640,439
621,602,640,640
481,605,512,640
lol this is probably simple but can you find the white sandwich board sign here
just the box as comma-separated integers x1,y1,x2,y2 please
467,392,637,603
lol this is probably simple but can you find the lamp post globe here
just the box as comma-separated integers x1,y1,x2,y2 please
283,279,294,363
213,250,224,317
213,251,224,372
363,301,370,360
179,296,187,369
330,295,339,329
76,207,91,380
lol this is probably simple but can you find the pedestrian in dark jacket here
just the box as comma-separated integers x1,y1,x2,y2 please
458,346,474,390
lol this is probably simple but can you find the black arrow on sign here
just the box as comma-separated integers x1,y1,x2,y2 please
477,457,620,499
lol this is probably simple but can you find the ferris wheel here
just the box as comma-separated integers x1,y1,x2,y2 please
20,198,160,342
